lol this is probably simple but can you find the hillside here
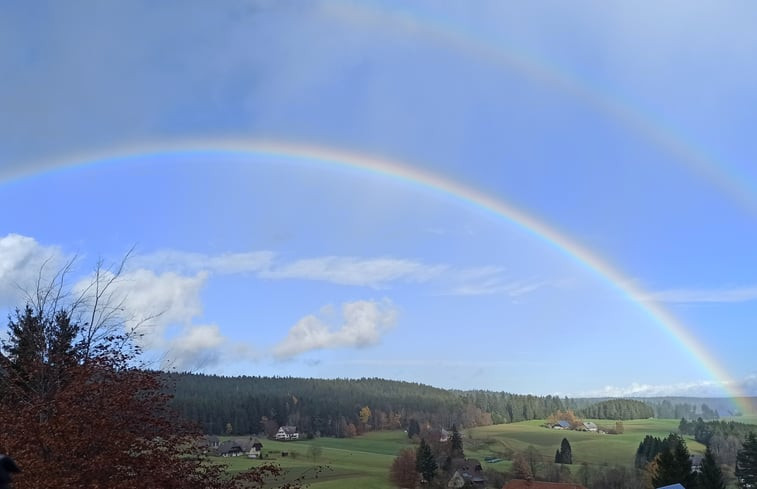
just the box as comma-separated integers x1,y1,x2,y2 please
165,373,756,436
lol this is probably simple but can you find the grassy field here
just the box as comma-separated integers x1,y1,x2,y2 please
465,418,707,470
217,431,413,489
215,417,748,488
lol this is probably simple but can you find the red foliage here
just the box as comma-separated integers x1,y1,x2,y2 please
0,308,302,489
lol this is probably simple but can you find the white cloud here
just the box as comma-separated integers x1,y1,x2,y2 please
163,324,225,371
133,247,545,297
0,233,69,307
650,286,757,303
273,299,397,359
94,269,207,346
445,266,546,297
261,256,446,287
132,249,274,275
577,376,757,398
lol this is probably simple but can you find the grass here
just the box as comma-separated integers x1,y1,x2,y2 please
216,431,412,489
215,417,756,488
466,419,707,469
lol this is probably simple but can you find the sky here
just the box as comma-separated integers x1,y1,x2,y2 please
2,0,757,399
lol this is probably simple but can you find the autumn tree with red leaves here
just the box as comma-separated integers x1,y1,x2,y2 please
0,258,303,489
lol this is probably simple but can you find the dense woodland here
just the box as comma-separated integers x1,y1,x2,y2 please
166,374,568,436
166,373,734,436
578,399,654,420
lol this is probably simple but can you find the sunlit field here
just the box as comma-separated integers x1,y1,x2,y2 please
212,417,742,488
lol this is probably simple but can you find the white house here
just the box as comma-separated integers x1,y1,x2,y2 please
248,439,264,458
275,426,299,441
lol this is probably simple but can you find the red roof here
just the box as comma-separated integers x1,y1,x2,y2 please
503,480,588,489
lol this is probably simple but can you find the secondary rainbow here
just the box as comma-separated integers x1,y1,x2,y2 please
3,139,749,410
325,2,757,214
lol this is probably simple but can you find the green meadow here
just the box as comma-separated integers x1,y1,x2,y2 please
465,418,706,469
214,419,729,488
217,431,412,489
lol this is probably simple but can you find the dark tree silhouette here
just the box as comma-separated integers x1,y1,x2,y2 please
736,432,757,489
415,439,437,483
698,447,725,489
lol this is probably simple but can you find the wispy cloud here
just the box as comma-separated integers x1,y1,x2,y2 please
576,376,757,398
273,299,397,359
131,249,275,275
135,248,541,296
444,266,547,297
649,286,757,303
260,256,446,287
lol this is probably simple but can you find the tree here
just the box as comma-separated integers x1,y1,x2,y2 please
555,438,572,465
450,424,464,459
359,406,372,425
512,454,532,480
651,434,695,489
524,445,543,479
408,419,421,439
698,447,725,489
390,448,418,488
736,432,757,489
0,259,303,489
416,439,438,483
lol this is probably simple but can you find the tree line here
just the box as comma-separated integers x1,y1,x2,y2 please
167,374,584,436
578,398,654,420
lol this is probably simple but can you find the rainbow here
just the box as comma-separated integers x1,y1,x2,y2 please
323,2,757,213
2,139,749,410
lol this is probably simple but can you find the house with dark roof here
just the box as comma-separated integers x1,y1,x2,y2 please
216,440,245,457
553,420,571,430
447,458,485,487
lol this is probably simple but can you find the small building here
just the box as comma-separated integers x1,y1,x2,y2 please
553,420,571,430
275,426,299,441
440,428,450,443
582,422,598,432
248,438,263,459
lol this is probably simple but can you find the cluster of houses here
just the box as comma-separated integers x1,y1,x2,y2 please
203,425,301,459
549,421,599,432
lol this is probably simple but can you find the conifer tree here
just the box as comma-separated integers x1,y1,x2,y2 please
698,447,725,489
450,424,464,459
415,439,437,483
560,438,573,464
652,434,695,489
736,432,757,489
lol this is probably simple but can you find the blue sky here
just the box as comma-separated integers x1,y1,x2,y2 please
2,0,757,398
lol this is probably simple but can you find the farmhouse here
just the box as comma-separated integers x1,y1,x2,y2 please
248,438,263,458
216,440,245,457
553,421,571,430
582,422,598,432
447,458,485,487
275,425,299,441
